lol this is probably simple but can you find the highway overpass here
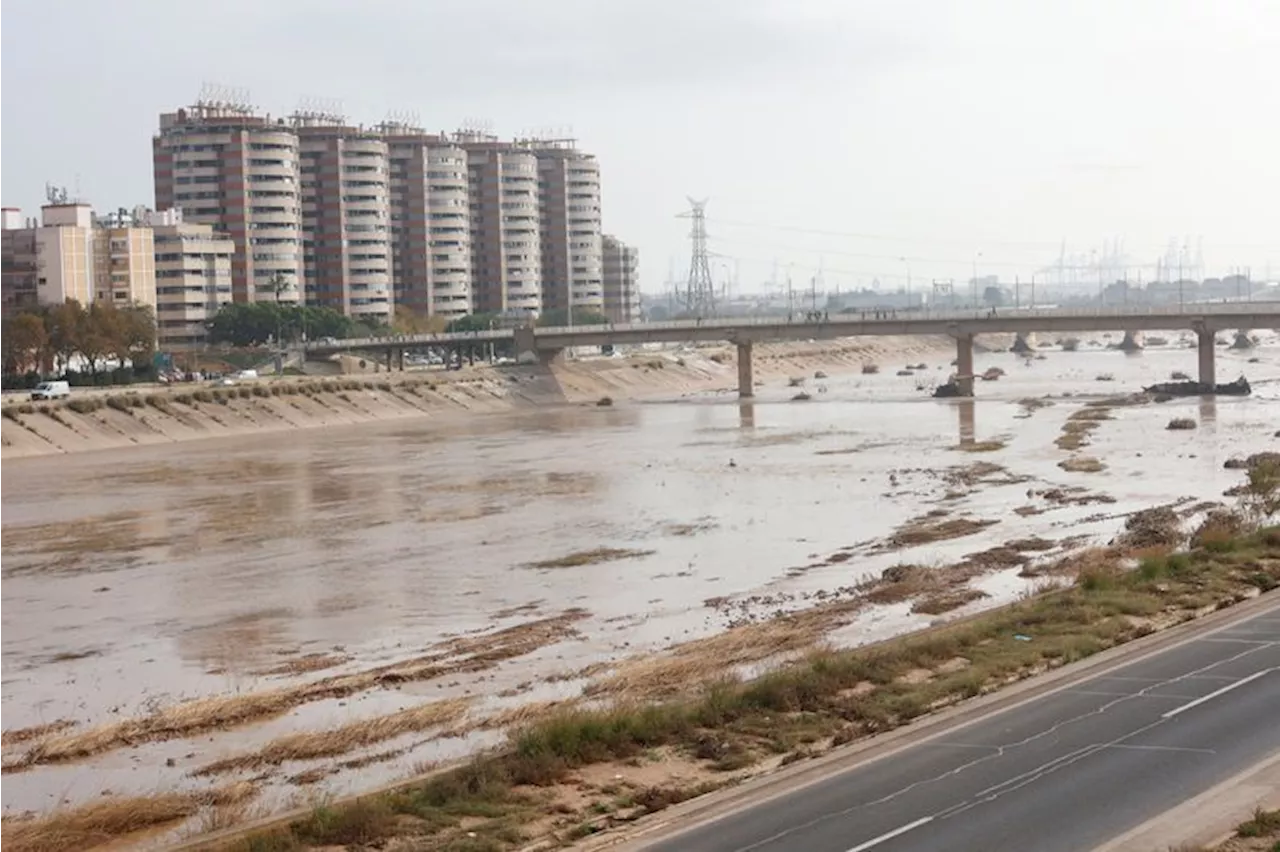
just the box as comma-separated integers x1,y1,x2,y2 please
302,303,1280,398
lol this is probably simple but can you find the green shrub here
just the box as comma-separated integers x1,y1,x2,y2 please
67,398,103,415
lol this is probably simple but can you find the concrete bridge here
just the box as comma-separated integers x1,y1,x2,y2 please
303,303,1280,398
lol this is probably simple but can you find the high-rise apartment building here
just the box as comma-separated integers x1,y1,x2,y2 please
533,142,604,317
460,136,542,316
93,208,157,308
153,101,303,306
602,235,640,324
149,209,234,348
295,115,393,323
381,124,473,319
146,97,636,325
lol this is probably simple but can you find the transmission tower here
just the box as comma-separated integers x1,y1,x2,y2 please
679,198,716,317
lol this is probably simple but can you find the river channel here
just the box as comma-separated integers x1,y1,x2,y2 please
2,336,1278,820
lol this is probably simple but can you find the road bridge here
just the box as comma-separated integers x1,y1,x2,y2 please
302,303,1280,398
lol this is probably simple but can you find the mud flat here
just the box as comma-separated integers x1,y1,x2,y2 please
2,338,1278,849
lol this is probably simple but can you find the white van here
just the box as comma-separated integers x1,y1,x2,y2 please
31,381,71,401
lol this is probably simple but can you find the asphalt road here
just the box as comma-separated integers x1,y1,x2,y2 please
642,604,1280,852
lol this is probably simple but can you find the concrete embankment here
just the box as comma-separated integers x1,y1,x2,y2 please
0,336,955,460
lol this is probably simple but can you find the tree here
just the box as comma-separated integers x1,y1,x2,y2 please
393,309,448,335
78,302,124,377
1243,457,1280,522
207,302,361,347
536,308,609,328
45,300,85,373
2,313,49,374
982,286,1006,308
446,313,502,334
119,304,157,366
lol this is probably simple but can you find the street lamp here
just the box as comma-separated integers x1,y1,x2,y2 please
971,252,983,308
900,257,912,309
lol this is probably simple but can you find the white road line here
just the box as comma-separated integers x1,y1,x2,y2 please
1161,668,1276,719
844,817,934,852
1066,690,1199,699
1198,638,1275,645
1103,743,1215,754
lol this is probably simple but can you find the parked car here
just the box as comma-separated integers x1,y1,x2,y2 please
30,381,71,401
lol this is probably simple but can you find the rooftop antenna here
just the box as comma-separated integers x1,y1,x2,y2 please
677,197,716,318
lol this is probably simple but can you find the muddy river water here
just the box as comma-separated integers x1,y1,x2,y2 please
3,336,1279,822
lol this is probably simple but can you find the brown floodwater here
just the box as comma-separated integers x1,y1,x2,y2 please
3,336,1279,822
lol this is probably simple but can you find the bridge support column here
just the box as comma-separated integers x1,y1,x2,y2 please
1119,330,1143,352
385,349,393,372
1011,332,1034,354
1197,329,1217,388
397,348,406,371
1230,330,1254,350
736,342,754,399
954,333,975,397
538,347,564,366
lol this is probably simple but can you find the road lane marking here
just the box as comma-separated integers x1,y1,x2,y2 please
1103,743,1215,754
1161,668,1276,719
844,817,934,852
1066,690,1200,699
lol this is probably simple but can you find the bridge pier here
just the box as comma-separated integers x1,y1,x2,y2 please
385,349,393,372
736,342,754,399
1230,330,1254,350
1011,332,1035,354
1197,329,1217,387
1118,330,1143,352
954,333,975,397
397,348,406,371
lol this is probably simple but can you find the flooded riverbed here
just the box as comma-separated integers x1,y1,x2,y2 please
3,337,1278,825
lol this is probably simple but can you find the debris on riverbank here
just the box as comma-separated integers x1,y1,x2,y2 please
1143,377,1251,397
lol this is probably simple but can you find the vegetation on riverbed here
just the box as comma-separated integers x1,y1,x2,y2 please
200,524,1280,852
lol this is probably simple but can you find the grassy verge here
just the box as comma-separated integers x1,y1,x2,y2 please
1181,808,1280,851
198,525,1280,852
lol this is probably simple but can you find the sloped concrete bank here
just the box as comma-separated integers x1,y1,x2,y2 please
1,337,955,460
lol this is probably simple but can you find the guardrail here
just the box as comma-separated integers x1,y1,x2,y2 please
304,301,1280,351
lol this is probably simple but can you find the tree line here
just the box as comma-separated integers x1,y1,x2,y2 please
206,302,387,347
2,301,157,384
207,303,611,346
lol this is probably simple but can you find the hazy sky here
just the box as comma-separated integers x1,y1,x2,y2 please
3,0,1278,295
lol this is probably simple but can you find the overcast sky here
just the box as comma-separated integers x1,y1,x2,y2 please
3,0,1278,295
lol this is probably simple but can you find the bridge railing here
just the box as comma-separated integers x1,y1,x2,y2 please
304,301,1278,351
535,302,1278,337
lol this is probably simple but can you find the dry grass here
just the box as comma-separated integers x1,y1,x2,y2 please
587,610,852,702
525,548,655,570
213,526,1280,852
1,719,75,748
197,698,471,775
253,653,351,677
3,784,258,852
1059,456,1106,473
911,588,989,615
884,516,1000,549
12,611,587,770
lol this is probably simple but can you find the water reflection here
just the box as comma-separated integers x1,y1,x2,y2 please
738,402,756,429
957,399,976,447
1198,397,1218,429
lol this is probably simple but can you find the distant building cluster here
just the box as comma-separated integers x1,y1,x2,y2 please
1,97,641,349
151,100,639,327
1,202,234,349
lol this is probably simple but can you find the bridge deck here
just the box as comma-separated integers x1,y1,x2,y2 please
302,304,1280,356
